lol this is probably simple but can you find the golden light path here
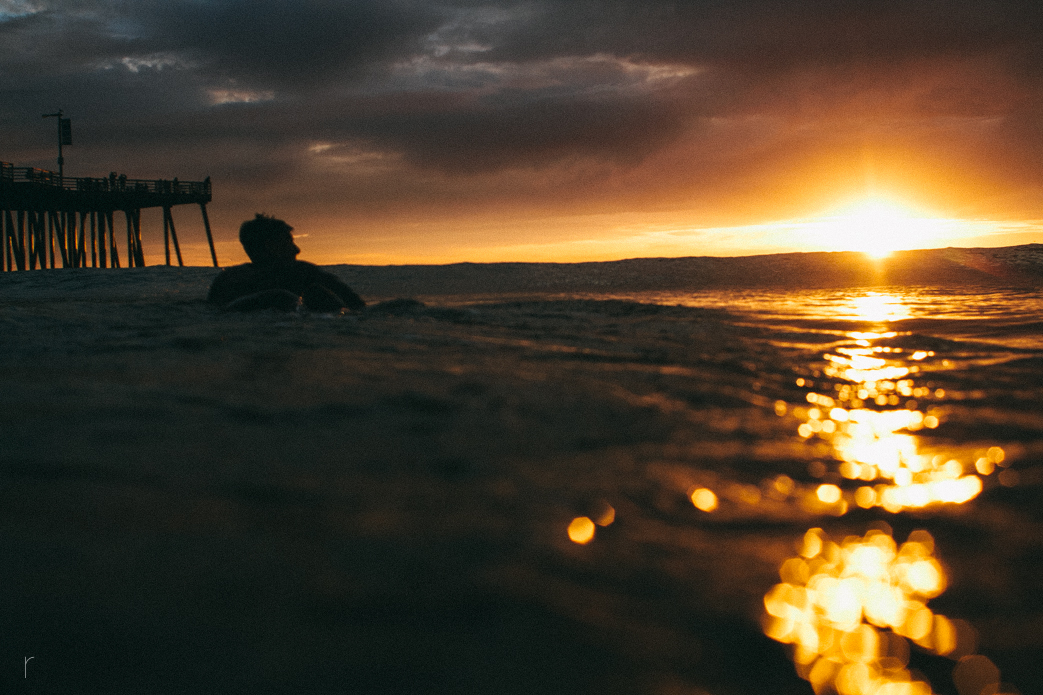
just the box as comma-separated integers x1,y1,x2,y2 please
783,313,1012,515
560,288,1021,693
755,290,1017,694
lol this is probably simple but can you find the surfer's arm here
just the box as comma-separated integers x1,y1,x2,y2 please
311,269,365,311
207,265,262,306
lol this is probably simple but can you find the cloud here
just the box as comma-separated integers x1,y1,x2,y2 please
138,0,442,89
484,1,1043,69
4,0,1043,262
0,0,46,20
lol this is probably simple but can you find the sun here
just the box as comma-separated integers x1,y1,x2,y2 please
812,197,950,258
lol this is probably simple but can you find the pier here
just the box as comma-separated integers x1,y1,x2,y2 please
1,160,217,271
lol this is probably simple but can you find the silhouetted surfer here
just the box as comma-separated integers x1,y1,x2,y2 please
207,214,365,312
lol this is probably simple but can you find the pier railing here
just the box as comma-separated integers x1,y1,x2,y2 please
1,161,211,198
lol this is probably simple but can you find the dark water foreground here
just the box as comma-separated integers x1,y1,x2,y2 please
1,268,1041,694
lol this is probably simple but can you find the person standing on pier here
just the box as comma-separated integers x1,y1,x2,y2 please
207,214,366,312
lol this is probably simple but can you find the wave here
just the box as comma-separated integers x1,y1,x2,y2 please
333,244,1043,296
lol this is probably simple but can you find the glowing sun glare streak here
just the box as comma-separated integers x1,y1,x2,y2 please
809,197,954,259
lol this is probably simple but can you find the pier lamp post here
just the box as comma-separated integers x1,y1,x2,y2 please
42,109,72,183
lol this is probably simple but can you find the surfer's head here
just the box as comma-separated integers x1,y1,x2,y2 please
239,213,300,265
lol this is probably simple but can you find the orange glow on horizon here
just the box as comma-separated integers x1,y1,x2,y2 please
172,187,1043,267
310,203,1033,265
801,196,963,260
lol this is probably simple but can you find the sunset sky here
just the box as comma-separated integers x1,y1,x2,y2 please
3,0,1043,265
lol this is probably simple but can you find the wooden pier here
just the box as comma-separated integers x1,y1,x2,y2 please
1,160,217,271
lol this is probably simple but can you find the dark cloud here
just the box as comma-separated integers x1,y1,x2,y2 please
139,0,442,89
484,0,1043,68
4,0,1043,259
353,92,691,172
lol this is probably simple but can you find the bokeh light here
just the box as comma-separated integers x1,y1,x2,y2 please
690,487,719,512
763,528,1002,695
568,516,596,544
774,298,1015,513
791,392,991,513
594,503,616,527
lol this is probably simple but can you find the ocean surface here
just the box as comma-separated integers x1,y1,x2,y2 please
1,266,1041,694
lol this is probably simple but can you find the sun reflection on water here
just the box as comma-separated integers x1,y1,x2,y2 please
788,389,994,513
758,291,1023,693
775,292,1016,514
763,528,1013,695
845,294,915,323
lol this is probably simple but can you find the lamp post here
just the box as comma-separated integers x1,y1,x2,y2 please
41,109,71,183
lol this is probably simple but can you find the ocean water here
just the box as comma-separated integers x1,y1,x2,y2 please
627,285,1043,695
414,284,1042,695
511,286,1043,345
426,284,1043,694
661,286,1043,348
2,268,1041,694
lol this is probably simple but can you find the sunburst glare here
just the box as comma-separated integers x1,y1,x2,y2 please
806,197,959,259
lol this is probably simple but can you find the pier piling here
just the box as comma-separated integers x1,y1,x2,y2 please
2,160,216,270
